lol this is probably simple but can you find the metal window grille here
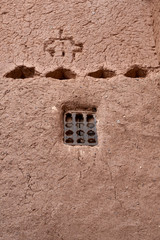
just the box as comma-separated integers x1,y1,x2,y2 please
64,112,98,146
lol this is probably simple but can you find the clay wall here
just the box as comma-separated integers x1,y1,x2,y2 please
0,1,160,240
151,0,160,62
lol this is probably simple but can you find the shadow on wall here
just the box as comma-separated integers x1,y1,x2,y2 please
4,66,39,79
45,67,76,80
4,65,149,79
87,68,116,79
124,65,147,78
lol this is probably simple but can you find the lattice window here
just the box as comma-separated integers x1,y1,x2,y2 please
64,112,98,146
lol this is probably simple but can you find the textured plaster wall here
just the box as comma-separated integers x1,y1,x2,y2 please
0,1,160,240
0,0,159,75
152,0,160,62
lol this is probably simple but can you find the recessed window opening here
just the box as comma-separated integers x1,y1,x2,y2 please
64,111,98,146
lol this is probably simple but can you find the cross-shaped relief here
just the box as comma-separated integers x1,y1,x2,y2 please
44,29,83,62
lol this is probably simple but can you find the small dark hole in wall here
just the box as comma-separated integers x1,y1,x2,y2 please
4,66,37,79
92,107,97,112
66,138,74,143
62,51,65,56
45,67,76,80
88,68,116,79
125,66,147,78
66,130,73,136
48,48,55,57
76,114,84,122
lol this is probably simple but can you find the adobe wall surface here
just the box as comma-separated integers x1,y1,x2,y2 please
0,1,160,240
152,0,160,62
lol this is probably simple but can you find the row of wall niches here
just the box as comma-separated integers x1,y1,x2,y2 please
4,65,148,79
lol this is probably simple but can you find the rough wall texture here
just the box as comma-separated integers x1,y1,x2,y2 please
0,1,160,240
152,0,160,62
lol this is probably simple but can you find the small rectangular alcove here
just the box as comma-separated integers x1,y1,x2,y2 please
64,111,98,146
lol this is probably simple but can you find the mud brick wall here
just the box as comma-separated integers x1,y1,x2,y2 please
152,0,160,62
0,1,160,240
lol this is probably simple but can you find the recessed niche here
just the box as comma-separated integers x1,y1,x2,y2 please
4,66,38,79
45,67,76,80
88,68,116,79
125,66,147,78
64,112,98,146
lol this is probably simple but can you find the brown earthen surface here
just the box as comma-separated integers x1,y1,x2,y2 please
152,0,160,62
0,1,160,240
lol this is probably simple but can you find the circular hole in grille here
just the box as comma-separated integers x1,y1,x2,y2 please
77,130,84,136
66,130,73,136
88,138,96,143
65,123,73,128
87,130,95,136
87,123,95,128
77,138,85,143
66,138,74,143
76,123,84,128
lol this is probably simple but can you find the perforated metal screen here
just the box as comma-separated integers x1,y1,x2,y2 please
64,112,98,146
